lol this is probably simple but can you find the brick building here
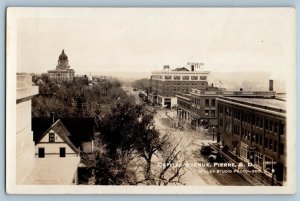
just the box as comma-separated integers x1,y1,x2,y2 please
217,96,286,184
149,62,210,107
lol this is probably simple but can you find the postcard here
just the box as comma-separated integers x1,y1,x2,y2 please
6,7,296,194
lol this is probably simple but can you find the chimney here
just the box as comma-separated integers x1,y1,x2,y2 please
269,80,273,91
50,112,55,124
240,88,243,91
191,65,195,71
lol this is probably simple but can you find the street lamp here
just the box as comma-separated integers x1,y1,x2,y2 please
212,126,215,141
271,168,276,186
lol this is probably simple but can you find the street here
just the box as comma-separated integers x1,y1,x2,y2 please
153,108,250,186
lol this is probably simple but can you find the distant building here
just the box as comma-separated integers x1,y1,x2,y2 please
217,96,286,185
16,74,39,184
47,50,75,81
149,62,210,107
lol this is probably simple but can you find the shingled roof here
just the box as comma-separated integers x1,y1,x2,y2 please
36,119,80,154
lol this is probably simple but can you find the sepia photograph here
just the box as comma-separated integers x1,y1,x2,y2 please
6,7,296,194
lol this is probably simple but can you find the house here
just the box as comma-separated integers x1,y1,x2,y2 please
32,117,95,154
26,119,81,184
35,119,80,158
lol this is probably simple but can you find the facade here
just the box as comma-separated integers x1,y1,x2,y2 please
35,119,80,158
47,50,75,81
30,119,80,184
16,74,39,184
177,88,276,128
217,96,286,184
150,63,210,107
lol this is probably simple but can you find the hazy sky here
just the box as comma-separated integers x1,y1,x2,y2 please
16,8,295,81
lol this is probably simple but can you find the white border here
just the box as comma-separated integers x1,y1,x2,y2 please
6,7,296,194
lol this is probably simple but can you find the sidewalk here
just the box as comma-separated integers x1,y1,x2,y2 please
210,143,277,186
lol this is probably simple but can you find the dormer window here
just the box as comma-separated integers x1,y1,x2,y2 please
49,131,55,142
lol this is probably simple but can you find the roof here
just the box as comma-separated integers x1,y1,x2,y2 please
172,67,190,71
224,97,286,109
32,117,95,147
25,157,80,185
217,97,286,115
36,119,80,154
59,49,68,60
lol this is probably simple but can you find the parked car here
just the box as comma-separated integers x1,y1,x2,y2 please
208,151,223,162
200,145,213,155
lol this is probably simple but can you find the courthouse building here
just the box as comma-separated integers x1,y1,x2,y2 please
149,62,210,107
47,50,75,81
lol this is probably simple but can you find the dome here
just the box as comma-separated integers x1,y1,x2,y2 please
59,49,68,60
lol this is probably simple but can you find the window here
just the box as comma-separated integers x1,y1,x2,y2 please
268,139,273,150
173,76,180,80
264,138,268,148
182,76,189,80
60,147,66,157
200,76,207,80
270,121,273,132
219,105,223,114
274,122,278,133
274,140,278,152
259,134,263,145
219,119,223,126
254,152,263,168
279,143,284,155
164,75,172,80
205,99,209,107
191,76,198,80
205,110,209,116
211,110,215,117
255,133,259,144
38,147,45,158
211,99,216,107
265,119,269,130
49,132,55,142
279,122,284,135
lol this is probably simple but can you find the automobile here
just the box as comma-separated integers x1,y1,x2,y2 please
208,151,223,162
200,145,213,155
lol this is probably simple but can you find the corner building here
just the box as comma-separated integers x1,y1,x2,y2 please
217,96,286,185
150,63,210,107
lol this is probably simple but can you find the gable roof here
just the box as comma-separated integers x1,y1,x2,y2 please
36,119,80,154
172,67,190,71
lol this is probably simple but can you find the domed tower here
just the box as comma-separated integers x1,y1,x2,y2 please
56,49,70,70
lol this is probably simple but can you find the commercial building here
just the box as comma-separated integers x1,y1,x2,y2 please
149,62,210,107
217,96,286,185
16,74,39,184
47,50,75,81
177,87,276,128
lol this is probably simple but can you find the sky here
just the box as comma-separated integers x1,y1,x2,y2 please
16,8,295,82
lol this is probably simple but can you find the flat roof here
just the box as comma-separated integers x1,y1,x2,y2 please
224,97,286,109
25,157,80,185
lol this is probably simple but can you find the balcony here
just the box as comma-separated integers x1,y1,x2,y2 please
17,74,39,101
